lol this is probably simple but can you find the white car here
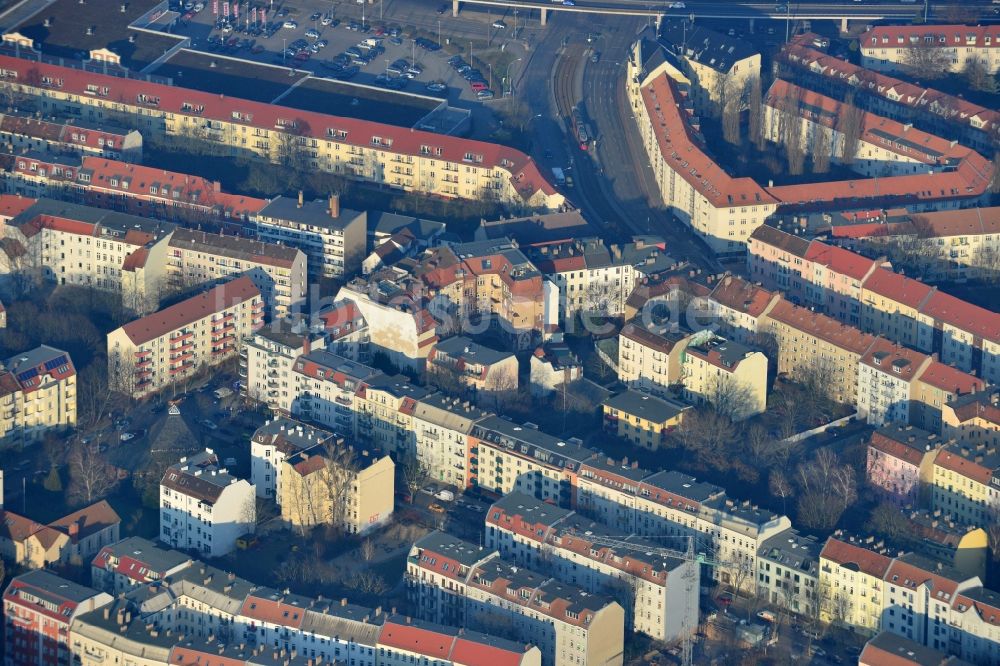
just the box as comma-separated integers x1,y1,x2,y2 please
120,432,135,442
193,2,204,11
283,20,298,29
491,20,506,29
670,1,686,7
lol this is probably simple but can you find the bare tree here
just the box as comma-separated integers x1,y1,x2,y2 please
361,537,376,562
747,76,765,152
397,448,432,499
776,84,806,176
836,95,865,165
811,123,832,174
718,76,744,146
795,449,857,530
769,469,792,515
963,57,998,93
674,408,738,469
706,374,759,421
866,502,916,546
67,441,119,506
902,40,951,79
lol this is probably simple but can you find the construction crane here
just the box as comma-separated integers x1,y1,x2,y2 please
562,530,718,666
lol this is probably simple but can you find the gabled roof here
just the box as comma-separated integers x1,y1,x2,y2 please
119,276,260,345
49,500,120,541
709,275,778,317
862,268,934,310
820,535,893,578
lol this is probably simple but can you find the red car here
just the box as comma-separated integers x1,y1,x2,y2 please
470,81,487,91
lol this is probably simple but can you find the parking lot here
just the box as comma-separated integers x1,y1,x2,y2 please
168,0,521,105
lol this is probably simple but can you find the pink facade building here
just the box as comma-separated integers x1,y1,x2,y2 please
866,424,945,506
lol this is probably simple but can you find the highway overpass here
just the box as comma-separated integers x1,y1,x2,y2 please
451,0,976,26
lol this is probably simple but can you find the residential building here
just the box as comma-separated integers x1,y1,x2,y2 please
377,616,543,666
0,55,561,210
529,339,582,397
4,153,268,226
474,210,596,245
861,25,1000,75
166,228,307,317
410,394,489,488
930,443,1000,528
253,193,366,279
90,536,192,595
627,39,779,253
353,373,432,457
781,35,1000,156
2,198,174,313
279,440,394,534
240,319,326,410
333,282,439,372
902,509,988,582
406,531,625,666
159,449,256,557
819,533,895,633
318,299,371,363
617,323,688,395
362,214,446,275
3,570,111,666
525,236,672,321
857,340,932,426
866,424,945,507
757,528,821,618
659,21,761,116
486,492,700,643
249,417,337,502
911,362,986,434
678,333,767,419
428,336,519,395
0,344,76,444
288,348,380,435
106,276,264,398
942,389,1000,450
860,631,971,666
601,390,690,449
707,274,782,347
0,500,120,569
470,417,597,506
69,596,175,666
881,553,979,650
749,227,1000,385
764,80,991,190
0,111,142,161
950,587,1000,664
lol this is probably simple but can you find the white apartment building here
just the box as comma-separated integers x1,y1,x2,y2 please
288,348,380,434
410,394,489,488
679,332,768,420
0,110,143,162
0,54,562,212
0,345,76,445
354,373,432,457
166,228,307,318
249,417,337,502
2,198,174,313
861,25,1000,75
857,341,931,426
470,416,597,507
756,528,821,618
90,536,192,596
819,533,894,633
486,492,699,644
107,276,264,398
333,284,438,372
253,193,366,279
159,449,255,557
627,40,778,254
240,320,326,410
617,323,687,395
407,531,625,666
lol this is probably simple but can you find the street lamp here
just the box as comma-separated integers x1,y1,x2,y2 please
505,57,522,99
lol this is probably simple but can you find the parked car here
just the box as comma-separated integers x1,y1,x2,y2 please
310,11,322,20
476,89,495,100
425,81,446,92
305,28,320,39
429,502,446,514
321,15,333,25
202,419,218,431
282,20,298,29
470,81,488,91
492,20,506,29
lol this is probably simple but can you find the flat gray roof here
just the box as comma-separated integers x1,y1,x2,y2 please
258,196,365,231
602,390,690,423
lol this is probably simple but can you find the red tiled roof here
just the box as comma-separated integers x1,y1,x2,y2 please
120,276,260,345
379,621,454,659
884,558,962,598
868,431,927,467
862,24,1000,50
919,290,1000,344
820,537,893,578
805,241,882,281
0,55,556,203
916,362,984,396
934,446,995,485
765,299,878,355
709,276,778,317
640,73,777,208
451,637,527,666
239,595,306,628
862,268,935,310
860,338,929,375
0,194,36,220
48,500,120,542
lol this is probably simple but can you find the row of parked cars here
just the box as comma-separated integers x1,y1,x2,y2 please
448,55,494,100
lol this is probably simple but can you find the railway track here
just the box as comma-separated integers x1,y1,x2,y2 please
551,44,628,241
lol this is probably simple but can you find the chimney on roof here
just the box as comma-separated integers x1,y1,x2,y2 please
297,190,304,209
329,193,340,218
